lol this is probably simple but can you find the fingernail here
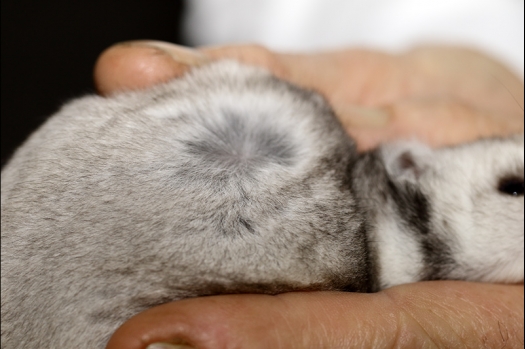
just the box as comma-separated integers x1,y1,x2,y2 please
338,106,390,128
146,343,194,349
120,40,210,66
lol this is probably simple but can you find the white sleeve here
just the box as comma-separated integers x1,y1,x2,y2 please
183,0,524,78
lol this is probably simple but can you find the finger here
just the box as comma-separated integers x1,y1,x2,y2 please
106,282,524,349
94,41,400,105
94,42,293,96
93,42,395,138
94,41,209,95
341,99,524,151
405,46,525,116
200,46,405,106
95,41,386,102
94,42,524,150
386,99,524,147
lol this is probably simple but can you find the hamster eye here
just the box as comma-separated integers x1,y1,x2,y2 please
498,176,524,196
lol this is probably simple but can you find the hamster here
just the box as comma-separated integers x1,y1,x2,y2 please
1,61,523,348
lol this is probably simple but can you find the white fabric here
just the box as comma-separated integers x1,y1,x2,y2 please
183,0,524,78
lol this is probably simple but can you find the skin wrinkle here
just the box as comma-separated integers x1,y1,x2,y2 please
396,313,439,349
389,315,406,349
298,296,328,349
378,289,439,349
386,286,460,347
309,298,333,349
355,310,387,348
498,321,509,349
426,295,482,348
297,304,314,349
452,285,518,345
421,305,471,348
491,306,523,347
269,298,292,349
371,306,397,348
391,284,524,348
271,324,286,349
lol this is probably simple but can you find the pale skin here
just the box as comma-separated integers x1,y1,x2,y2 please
95,42,524,349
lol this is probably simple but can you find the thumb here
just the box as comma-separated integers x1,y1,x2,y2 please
105,282,524,349
94,41,210,95
93,42,287,96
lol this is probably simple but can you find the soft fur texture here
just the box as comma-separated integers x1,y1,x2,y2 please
1,61,523,348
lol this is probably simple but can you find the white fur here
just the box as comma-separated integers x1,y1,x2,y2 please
374,212,426,289
426,135,524,283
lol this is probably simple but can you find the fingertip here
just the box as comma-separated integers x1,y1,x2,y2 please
93,42,287,96
94,41,208,96
105,301,197,349
106,295,239,349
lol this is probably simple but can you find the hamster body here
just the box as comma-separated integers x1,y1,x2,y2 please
1,61,523,348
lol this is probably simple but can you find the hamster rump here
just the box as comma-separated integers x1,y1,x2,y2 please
1,61,372,348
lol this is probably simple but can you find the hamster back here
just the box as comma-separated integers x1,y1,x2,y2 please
1,61,372,348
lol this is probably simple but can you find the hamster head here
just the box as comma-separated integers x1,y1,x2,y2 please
383,135,524,284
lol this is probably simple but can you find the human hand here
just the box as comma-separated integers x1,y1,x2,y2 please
95,42,523,151
106,282,523,349
95,42,524,348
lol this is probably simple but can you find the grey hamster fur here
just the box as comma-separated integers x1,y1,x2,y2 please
1,61,523,348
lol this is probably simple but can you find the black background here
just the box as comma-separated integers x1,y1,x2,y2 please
1,1,187,166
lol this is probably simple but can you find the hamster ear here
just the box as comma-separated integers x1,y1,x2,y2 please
381,141,434,184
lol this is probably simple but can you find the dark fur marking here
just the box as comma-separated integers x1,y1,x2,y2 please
387,180,430,236
346,151,388,290
187,280,335,296
183,111,297,175
341,220,380,293
238,217,255,233
353,150,455,282
419,237,456,281
386,178,454,279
